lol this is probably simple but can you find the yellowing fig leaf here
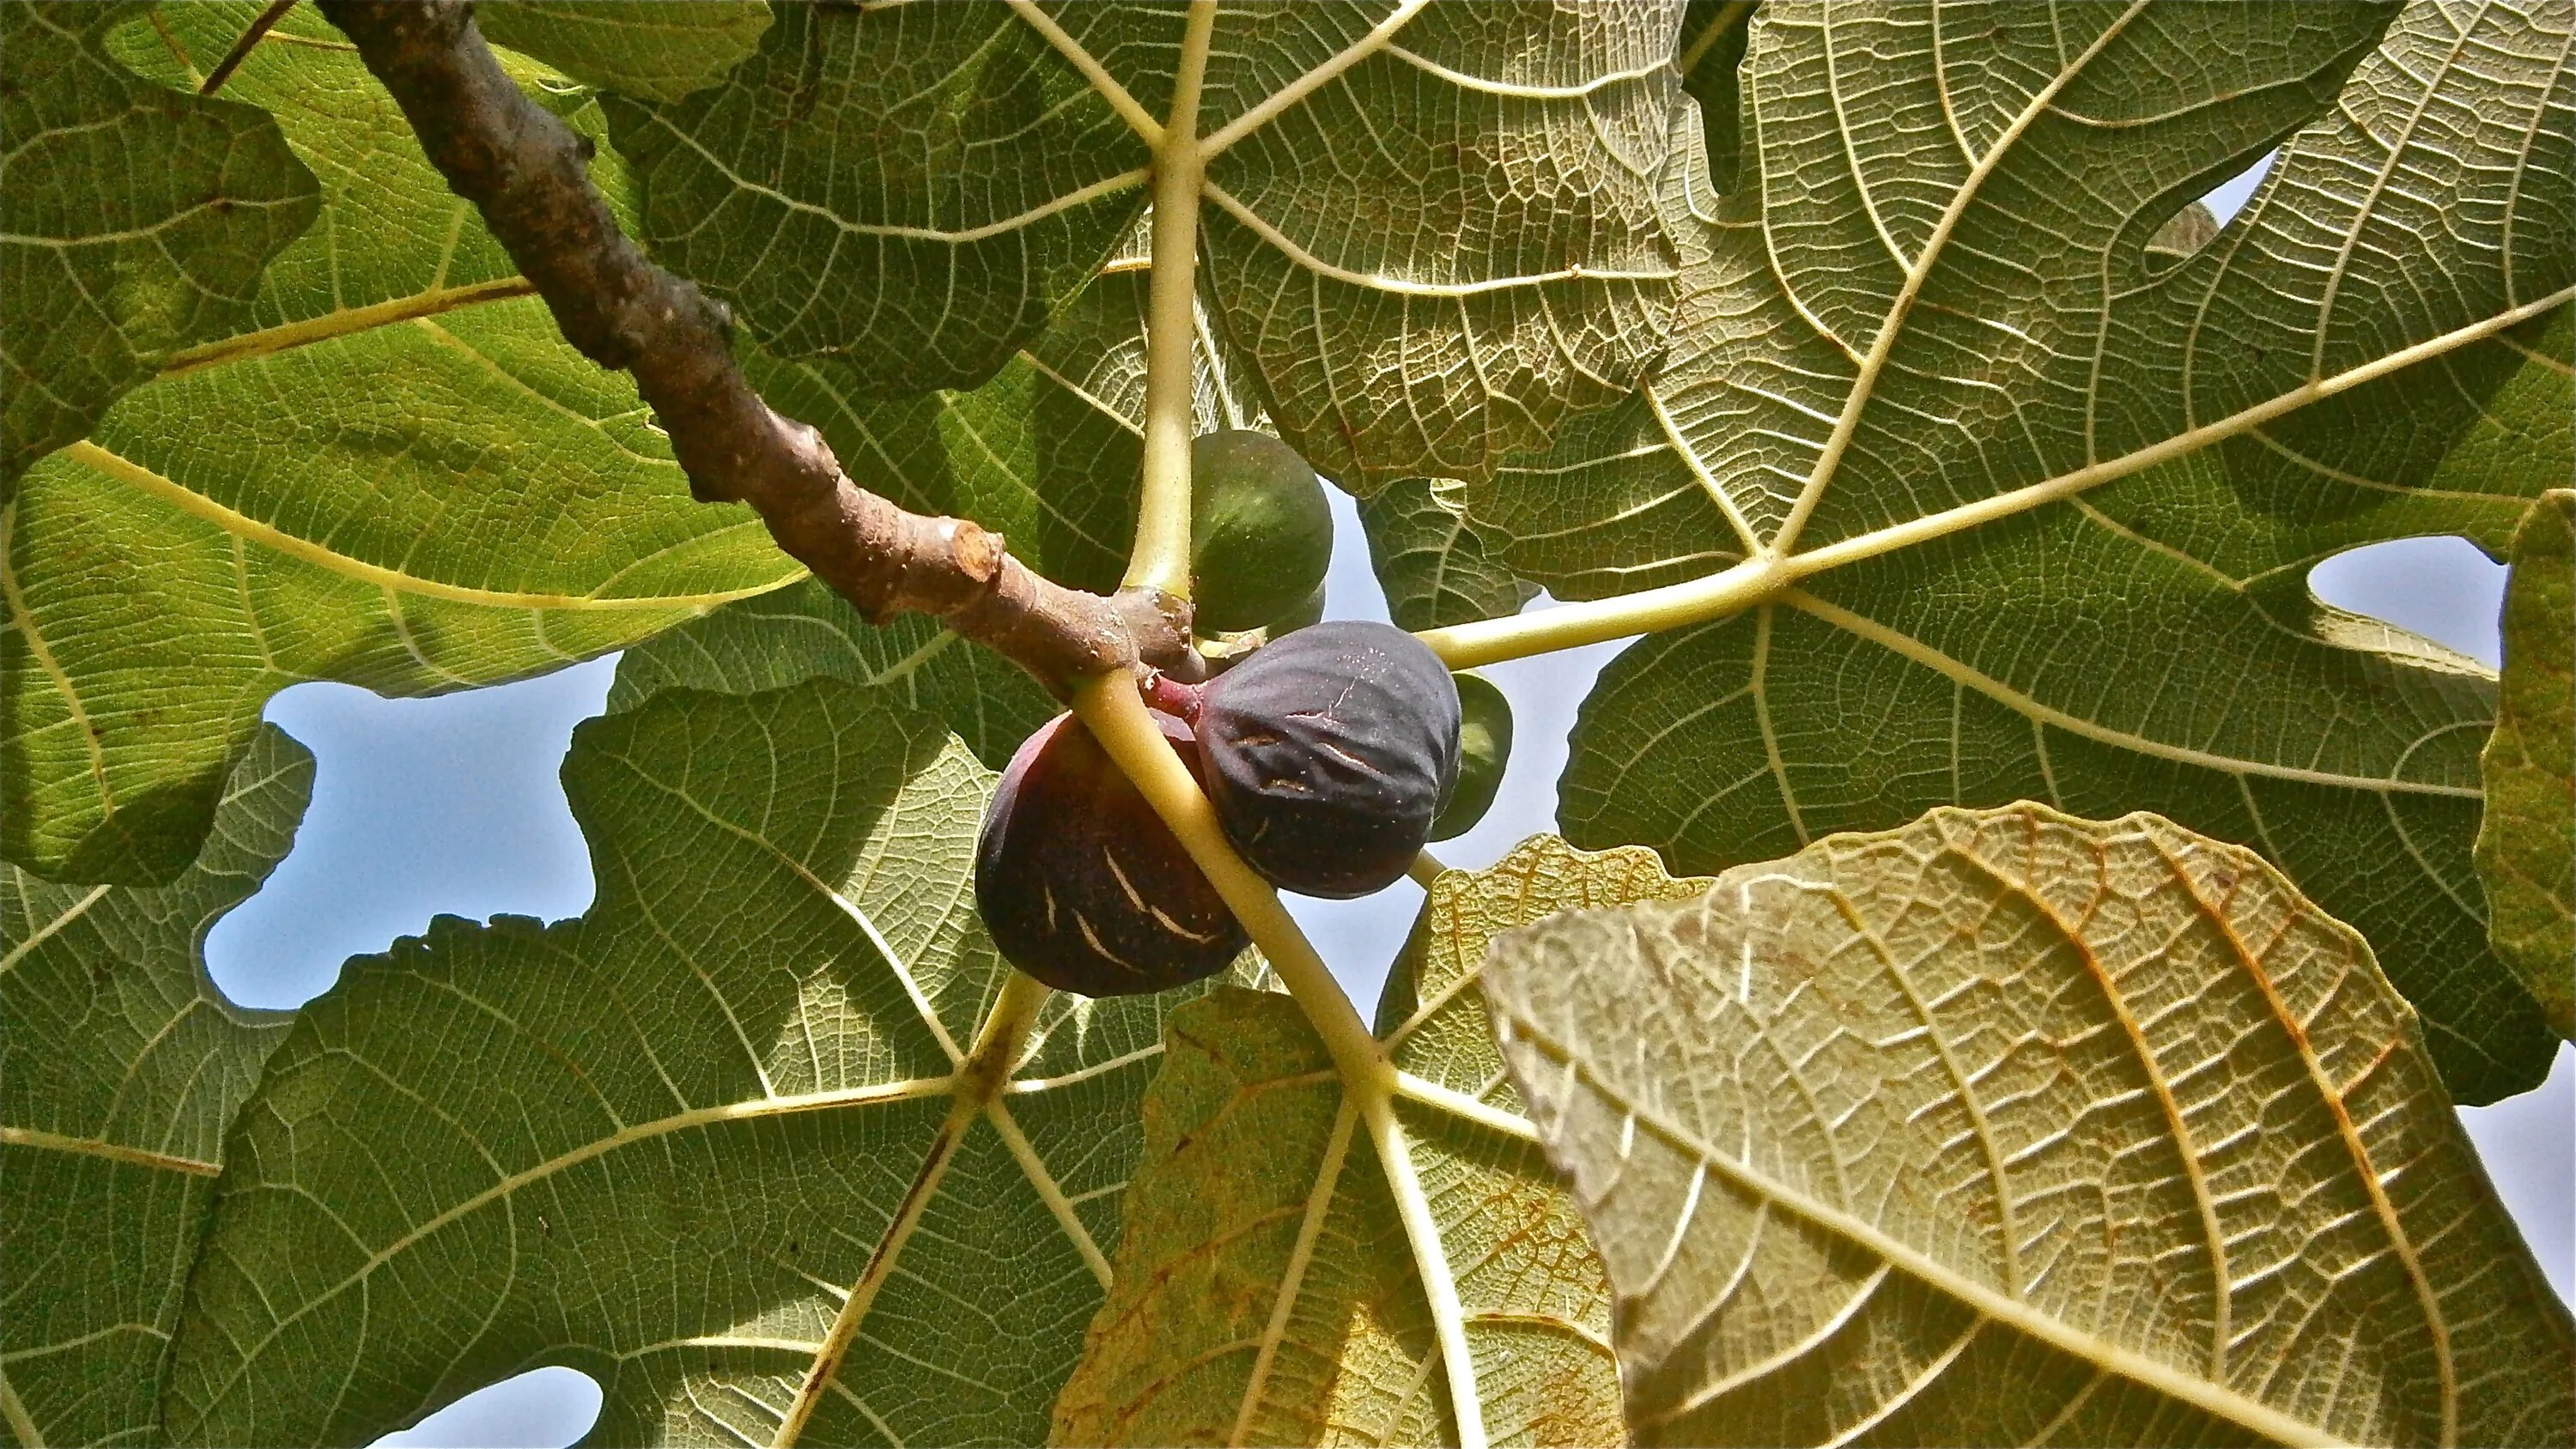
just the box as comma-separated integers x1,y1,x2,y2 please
1485,804,2576,1448
2478,490,2576,1038
1,727,307,1446
1054,839,1711,1446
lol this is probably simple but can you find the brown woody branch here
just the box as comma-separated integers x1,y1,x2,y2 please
314,0,1192,692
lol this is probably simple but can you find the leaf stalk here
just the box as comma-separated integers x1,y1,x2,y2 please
1123,1,1218,598
1072,677,1489,1449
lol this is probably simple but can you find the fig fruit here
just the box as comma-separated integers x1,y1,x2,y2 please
975,711,1247,997
1190,430,1333,633
1188,620,1461,898
1430,672,1511,841
1267,579,1328,635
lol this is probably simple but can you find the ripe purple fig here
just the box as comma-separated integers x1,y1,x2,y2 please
1184,620,1461,898
975,712,1247,997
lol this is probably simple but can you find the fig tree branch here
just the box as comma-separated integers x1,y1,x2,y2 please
313,0,1193,694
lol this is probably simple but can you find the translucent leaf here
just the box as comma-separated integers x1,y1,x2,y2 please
1485,804,2576,1448
0,1,319,483
1192,3,1690,489
1358,477,1535,634
2479,490,2576,1038
1,726,307,1446
605,3,1693,488
1547,0,2576,1102
608,585,1055,771
162,680,1234,1446
477,1,769,104
604,3,1164,393
1,3,799,885
1056,839,1708,1446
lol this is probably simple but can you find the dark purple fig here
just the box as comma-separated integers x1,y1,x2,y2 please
975,712,1247,997
1188,620,1461,898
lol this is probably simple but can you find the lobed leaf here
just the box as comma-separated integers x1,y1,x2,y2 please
1551,0,2576,1102
604,3,1165,393
1,3,799,886
1,726,307,1446
1486,804,2576,1448
0,1,319,484
1054,988,1620,1448
2477,490,2576,1039
162,679,1231,1446
1191,3,1691,490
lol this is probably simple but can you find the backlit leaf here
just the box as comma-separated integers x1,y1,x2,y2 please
477,0,769,104
607,3,1694,489
162,680,1230,1446
2478,490,2576,1039
1,726,307,1446
1546,0,2575,1101
1,3,799,885
0,1,318,483
1358,476,1535,634
1487,804,2576,1447
1056,838,1709,1446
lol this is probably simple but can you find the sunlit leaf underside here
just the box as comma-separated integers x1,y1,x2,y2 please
1488,804,2576,1448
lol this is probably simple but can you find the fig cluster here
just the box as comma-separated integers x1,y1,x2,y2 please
976,432,1473,992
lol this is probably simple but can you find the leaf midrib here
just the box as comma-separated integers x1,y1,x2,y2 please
64,441,790,613
1500,1016,2338,1449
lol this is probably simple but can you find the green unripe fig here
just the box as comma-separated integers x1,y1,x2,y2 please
1430,672,1511,841
1267,579,1327,634
1190,430,1333,633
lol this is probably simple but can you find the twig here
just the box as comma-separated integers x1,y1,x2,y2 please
313,0,1192,694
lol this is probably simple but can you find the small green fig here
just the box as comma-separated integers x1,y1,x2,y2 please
975,711,1246,997
1430,672,1511,841
1190,430,1333,633
1267,579,1327,634
1179,620,1461,898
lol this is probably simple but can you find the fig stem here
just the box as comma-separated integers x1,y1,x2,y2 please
1121,0,1218,600
1140,670,1204,723
1072,675,1491,1449
1406,850,1449,888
